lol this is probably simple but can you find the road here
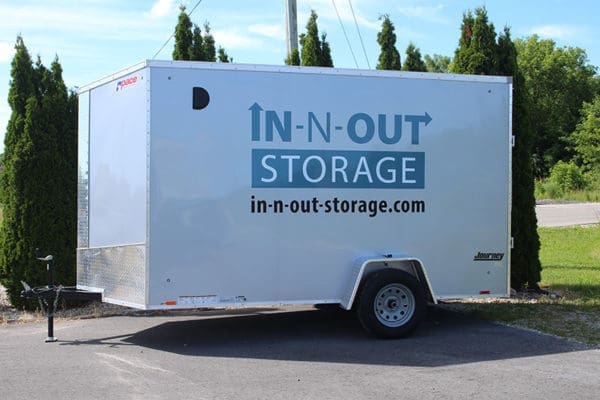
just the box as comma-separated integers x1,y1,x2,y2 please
1,306,598,399
536,202,600,227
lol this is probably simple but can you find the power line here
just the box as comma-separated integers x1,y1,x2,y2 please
331,0,359,68
347,0,370,69
152,0,204,60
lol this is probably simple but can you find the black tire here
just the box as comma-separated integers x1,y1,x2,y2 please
356,269,426,339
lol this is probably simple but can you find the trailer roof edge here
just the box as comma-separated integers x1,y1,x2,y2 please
78,59,512,93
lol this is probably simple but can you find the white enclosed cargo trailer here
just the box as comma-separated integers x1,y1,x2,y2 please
76,60,512,338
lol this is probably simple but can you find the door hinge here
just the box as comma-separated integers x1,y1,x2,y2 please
511,135,515,147
510,237,514,249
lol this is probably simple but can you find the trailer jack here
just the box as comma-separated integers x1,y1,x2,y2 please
20,254,102,343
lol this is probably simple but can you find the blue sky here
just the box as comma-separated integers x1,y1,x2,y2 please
1,0,599,152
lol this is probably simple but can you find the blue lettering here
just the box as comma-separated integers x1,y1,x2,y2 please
378,114,403,145
347,113,375,144
266,110,292,142
308,112,331,143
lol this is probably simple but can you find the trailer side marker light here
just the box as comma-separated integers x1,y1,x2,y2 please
165,300,177,306
479,290,490,295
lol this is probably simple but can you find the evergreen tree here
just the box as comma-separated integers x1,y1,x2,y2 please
0,37,77,307
0,36,36,293
320,33,333,67
450,7,497,74
285,48,301,66
202,22,217,62
217,47,231,63
172,9,231,63
424,54,451,73
376,15,401,70
3,37,35,152
300,10,323,66
497,28,542,289
189,24,204,61
43,59,78,295
402,43,427,72
298,10,333,67
172,6,193,61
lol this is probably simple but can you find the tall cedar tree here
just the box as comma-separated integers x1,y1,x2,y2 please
450,8,497,74
172,7,193,60
402,43,427,72
189,24,204,61
320,34,334,67
299,10,333,67
451,9,541,289
173,8,230,62
217,47,231,63
0,37,78,308
497,28,542,289
376,15,401,70
202,22,217,62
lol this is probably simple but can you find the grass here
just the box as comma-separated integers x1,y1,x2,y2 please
555,190,600,202
536,189,600,202
539,226,600,303
535,180,600,202
443,225,600,346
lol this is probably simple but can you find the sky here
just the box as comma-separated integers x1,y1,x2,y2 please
0,0,599,152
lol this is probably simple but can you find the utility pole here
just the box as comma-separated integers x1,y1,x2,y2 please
285,0,298,58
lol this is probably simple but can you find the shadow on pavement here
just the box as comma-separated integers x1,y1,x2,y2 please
68,306,587,367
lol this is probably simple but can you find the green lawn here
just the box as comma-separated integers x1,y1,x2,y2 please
442,225,600,345
539,226,600,303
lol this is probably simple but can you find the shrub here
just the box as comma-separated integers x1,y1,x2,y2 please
549,161,587,192
543,181,563,198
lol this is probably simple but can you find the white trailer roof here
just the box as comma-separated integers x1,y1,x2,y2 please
79,59,512,93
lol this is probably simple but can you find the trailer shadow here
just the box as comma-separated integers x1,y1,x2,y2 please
112,306,588,367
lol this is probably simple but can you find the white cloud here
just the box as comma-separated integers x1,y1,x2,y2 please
248,24,285,39
0,4,169,42
213,29,263,50
299,0,380,30
0,41,15,63
397,5,448,24
148,0,176,19
529,24,579,40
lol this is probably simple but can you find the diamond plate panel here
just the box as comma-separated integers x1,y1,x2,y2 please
77,244,146,307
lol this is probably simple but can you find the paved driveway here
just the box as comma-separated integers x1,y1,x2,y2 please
1,306,598,399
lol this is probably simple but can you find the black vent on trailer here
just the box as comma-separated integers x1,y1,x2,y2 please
192,87,210,110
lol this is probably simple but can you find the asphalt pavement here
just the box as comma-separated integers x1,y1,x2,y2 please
1,306,598,399
536,202,600,227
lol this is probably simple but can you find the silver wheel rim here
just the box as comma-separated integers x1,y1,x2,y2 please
374,283,415,327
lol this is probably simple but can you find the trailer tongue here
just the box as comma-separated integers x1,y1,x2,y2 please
21,254,101,342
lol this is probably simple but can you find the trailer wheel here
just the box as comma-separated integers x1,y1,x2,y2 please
357,269,425,339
